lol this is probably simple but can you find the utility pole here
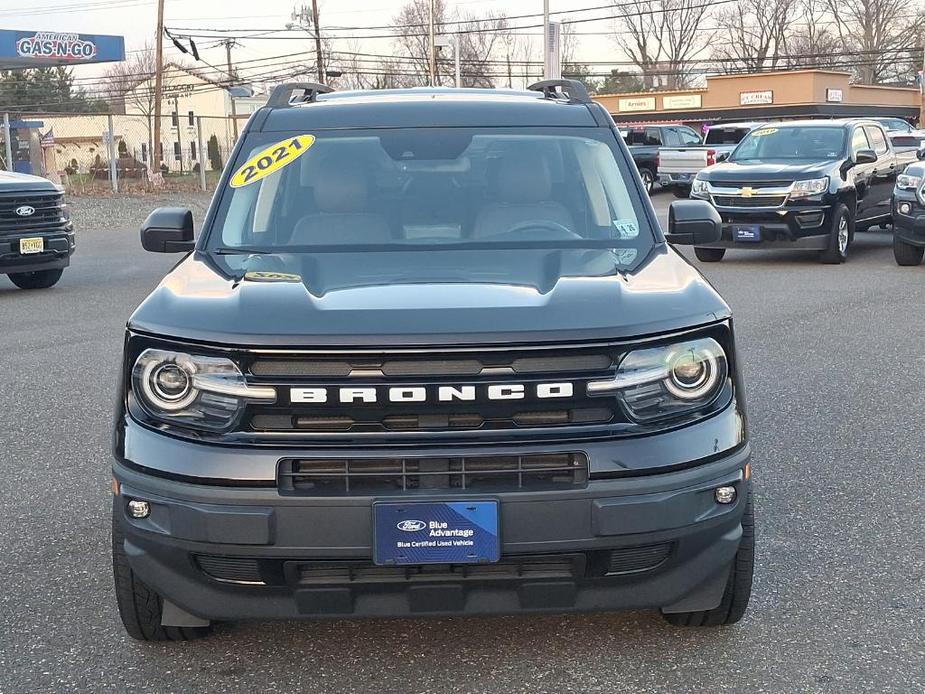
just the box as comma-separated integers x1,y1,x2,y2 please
428,0,437,86
920,45,925,127
224,39,239,141
311,0,324,83
172,95,183,175
152,0,165,171
542,0,549,80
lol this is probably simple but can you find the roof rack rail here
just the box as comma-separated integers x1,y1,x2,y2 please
527,79,591,105
267,82,334,108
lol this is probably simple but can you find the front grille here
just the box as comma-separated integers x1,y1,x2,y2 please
298,555,581,584
713,194,787,208
0,190,68,235
277,452,589,495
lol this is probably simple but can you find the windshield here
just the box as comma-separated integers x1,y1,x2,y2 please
206,127,652,259
730,126,847,162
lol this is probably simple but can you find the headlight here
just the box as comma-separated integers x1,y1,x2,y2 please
131,348,275,431
897,173,923,191
790,177,828,199
691,178,709,198
587,337,728,422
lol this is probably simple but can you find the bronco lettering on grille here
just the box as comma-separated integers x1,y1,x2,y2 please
290,382,575,404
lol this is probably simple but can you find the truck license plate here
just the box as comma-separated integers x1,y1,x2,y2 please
19,237,44,254
373,500,499,565
732,226,761,242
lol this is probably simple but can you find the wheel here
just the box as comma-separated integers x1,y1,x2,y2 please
112,506,212,641
639,168,655,194
662,493,754,627
7,268,63,289
818,204,852,264
694,247,726,262
893,235,925,266
672,186,691,199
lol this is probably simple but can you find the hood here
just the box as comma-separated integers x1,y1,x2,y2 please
702,160,835,182
0,170,62,191
128,247,730,347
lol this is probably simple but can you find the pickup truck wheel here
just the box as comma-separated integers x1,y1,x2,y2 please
893,235,925,266
818,204,852,264
112,508,212,641
639,168,655,193
671,186,691,199
694,247,725,262
7,268,63,289
662,493,754,627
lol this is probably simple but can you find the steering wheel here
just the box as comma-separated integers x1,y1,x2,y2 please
487,219,580,240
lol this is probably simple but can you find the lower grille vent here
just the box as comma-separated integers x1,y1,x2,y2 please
278,452,589,496
196,555,265,584
605,543,672,575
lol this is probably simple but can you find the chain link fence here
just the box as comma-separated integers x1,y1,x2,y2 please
0,112,243,194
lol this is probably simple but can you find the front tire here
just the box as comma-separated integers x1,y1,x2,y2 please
112,507,212,641
818,204,852,264
7,268,63,289
639,168,655,194
694,247,726,262
893,235,925,266
662,494,754,627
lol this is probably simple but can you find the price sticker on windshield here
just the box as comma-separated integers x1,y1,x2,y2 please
750,128,778,137
230,134,316,188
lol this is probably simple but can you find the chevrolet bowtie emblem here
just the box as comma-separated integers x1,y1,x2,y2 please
739,187,755,197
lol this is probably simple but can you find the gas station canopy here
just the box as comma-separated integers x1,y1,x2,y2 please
0,29,124,69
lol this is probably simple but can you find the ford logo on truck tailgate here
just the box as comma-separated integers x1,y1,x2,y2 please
397,520,427,532
15,205,35,217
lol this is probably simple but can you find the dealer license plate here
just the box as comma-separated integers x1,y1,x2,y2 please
732,225,761,242
19,237,44,254
373,500,500,566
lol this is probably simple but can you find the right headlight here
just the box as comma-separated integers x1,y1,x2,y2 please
691,177,709,198
131,348,276,432
896,173,922,191
588,337,728,422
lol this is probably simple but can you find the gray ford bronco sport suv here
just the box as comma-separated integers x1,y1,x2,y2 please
112,80,753,640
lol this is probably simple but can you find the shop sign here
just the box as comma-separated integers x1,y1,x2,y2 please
740,90,773,105
662,94,702,109
826,88,843,103
618,96,656,112
16,32,97,61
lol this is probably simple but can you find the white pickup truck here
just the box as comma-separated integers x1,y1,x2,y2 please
657,122,765,198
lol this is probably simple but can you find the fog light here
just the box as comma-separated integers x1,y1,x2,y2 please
898,202,912,215
714,486,737,504
127,499,150,519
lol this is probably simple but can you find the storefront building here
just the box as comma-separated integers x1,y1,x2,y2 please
595,70,921,127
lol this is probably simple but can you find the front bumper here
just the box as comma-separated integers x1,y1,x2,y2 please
113,439,752,622
893,194,925,246
693,198,833,250
0,230,74,274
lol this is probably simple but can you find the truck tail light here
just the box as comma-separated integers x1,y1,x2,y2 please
656,151,660,168
706,149,716,167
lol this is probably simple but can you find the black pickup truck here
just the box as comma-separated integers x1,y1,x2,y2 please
619,123,702,193
0,170,74,289
690,119,899,263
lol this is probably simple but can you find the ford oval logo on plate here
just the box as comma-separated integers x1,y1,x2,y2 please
15,205,35,217
396,519,426,532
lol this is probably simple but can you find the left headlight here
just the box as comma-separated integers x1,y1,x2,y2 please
588,337,728,423
691,177,709,198
790,177,828,199
131,348,276,432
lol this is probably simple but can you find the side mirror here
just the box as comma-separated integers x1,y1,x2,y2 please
917,147,925,161
855,149,878,165
715,152,729,163
665,200,722,245
140,207,195,253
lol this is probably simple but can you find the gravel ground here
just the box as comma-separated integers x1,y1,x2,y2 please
1,192,923,693
68,192,214,233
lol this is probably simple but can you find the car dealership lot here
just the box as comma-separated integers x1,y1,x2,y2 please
1,192,922,693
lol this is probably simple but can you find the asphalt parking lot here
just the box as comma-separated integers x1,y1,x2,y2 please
1,190,923,694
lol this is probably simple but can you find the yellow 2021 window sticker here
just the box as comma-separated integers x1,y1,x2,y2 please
229,134,315,188
750,128,778,137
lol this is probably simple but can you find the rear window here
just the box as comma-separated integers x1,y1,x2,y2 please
205,127,654,265
704,127,753,145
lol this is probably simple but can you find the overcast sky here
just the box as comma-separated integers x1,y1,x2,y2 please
7,0,620,81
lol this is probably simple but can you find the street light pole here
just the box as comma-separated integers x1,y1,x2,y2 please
428,0,437,86
543,0,549,80
454,36,461,88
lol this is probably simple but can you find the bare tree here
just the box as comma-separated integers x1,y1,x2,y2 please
612,0,711,89
784,0,843,70
822,0,925,83
100,43,156,115
711,0,797,73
